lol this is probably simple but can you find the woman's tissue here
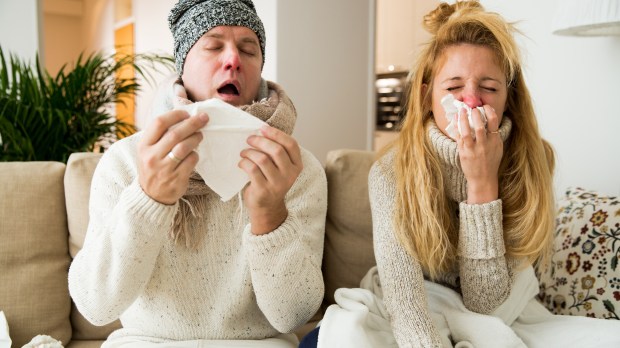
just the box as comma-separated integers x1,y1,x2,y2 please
440,94,486,139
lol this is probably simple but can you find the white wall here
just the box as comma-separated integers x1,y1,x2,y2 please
480,0,620,197
0,0,42,63
276,0,375,162
132,0,176,129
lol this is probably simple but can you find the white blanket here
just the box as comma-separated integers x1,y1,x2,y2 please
318,266,620,348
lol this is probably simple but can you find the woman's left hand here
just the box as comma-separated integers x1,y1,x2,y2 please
456,105,503,204
239,125,303,235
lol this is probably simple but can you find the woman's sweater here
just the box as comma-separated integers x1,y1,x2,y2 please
369,119,520,347
68,81,327,342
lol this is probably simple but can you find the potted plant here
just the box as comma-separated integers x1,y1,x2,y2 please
0,47,173,162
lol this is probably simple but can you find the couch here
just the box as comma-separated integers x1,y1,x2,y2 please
1,149,618,347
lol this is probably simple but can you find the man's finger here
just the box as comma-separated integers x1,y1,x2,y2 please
258,126,301,166
154,113,209,156
141,110,191,146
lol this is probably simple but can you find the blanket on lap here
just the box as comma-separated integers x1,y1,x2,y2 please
318,266,620,348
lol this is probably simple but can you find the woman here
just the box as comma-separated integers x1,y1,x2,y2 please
301,1,620,347
368,1,620,347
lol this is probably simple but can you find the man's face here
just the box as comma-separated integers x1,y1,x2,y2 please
181,26,262,106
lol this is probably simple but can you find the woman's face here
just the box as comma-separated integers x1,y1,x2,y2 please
430,44,508,138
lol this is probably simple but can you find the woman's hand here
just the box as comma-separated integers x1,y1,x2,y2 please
137,110,209,205
239,125,303,235
456,105,503,204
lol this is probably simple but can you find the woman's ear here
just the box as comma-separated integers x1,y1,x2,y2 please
421,83,428,97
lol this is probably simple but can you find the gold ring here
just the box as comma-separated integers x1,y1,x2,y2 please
488,130,500,134
167,151,182,163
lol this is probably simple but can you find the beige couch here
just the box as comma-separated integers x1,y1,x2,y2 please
0,149,377,347
2,149,619,347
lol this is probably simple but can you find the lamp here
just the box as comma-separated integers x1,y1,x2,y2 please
552,0,620,36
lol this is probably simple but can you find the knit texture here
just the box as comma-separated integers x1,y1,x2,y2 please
370,118,521,347
68,82,326,343
168,0,266,74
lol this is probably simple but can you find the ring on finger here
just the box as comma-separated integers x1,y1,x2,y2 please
488,129,500,134
167,151,182,163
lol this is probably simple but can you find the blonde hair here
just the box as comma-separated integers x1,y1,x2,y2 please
389,0,555,279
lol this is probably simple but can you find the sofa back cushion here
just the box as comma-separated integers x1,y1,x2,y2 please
323,149,377,306
65,153,122,339
0,161,72,347
537,187,620,319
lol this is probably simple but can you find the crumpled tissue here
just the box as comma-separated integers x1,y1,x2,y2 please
440,94,486,139
175,98,266,202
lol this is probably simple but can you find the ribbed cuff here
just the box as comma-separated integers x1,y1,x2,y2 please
242,212,301,253
457,200,506,259
120,180,179,228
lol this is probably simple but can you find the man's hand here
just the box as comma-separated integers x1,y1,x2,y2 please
137,111,209,205
239,125,303,235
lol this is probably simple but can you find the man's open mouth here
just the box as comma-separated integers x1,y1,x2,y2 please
217,83,240,96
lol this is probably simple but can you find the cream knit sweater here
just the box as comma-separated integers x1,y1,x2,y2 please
370,119,521,348
68,83,327,342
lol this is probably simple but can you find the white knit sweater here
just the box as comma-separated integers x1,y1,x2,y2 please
370,119,521,347
68,129,327,341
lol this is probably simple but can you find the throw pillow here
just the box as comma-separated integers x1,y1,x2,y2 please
537,187,620,319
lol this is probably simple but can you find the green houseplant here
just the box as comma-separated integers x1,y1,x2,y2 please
0,47,173,162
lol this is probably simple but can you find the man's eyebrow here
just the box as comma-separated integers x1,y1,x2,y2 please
239,37,259,45
204,32,223,39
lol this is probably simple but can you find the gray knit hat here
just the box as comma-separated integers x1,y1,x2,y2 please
168,0,266,75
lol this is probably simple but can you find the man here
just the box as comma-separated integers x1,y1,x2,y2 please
68,0,327,347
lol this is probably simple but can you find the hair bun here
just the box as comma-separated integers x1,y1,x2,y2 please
423,1,484,35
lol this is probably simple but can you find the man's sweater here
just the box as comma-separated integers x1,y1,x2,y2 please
68,132,327,342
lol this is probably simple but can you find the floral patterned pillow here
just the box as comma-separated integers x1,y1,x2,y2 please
536,187,620,319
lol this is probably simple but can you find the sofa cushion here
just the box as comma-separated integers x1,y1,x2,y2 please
0,161,72,347
537,187,620,319
323,149,377,306
65,153,122,339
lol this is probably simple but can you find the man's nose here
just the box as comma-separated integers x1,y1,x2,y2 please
223,47,241,71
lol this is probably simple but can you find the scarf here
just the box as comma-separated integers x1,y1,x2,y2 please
154,76,298,248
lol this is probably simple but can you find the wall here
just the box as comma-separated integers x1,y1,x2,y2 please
0,0,42,63
42,0,83,76
276,0,375,162
132,0,176,129
480,0,620,196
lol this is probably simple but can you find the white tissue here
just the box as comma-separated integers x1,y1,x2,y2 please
440,94,487,139
176,98,266,202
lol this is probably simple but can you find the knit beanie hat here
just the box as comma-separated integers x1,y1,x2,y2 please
168,0,266,75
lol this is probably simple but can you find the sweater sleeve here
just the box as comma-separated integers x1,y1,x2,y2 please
369,159,444,348
242,148,327,334
457,200,511,314
68,137,178,326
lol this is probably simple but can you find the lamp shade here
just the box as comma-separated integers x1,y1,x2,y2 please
552,0,620,36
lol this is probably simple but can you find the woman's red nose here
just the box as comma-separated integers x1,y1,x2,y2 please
462,95,482,108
